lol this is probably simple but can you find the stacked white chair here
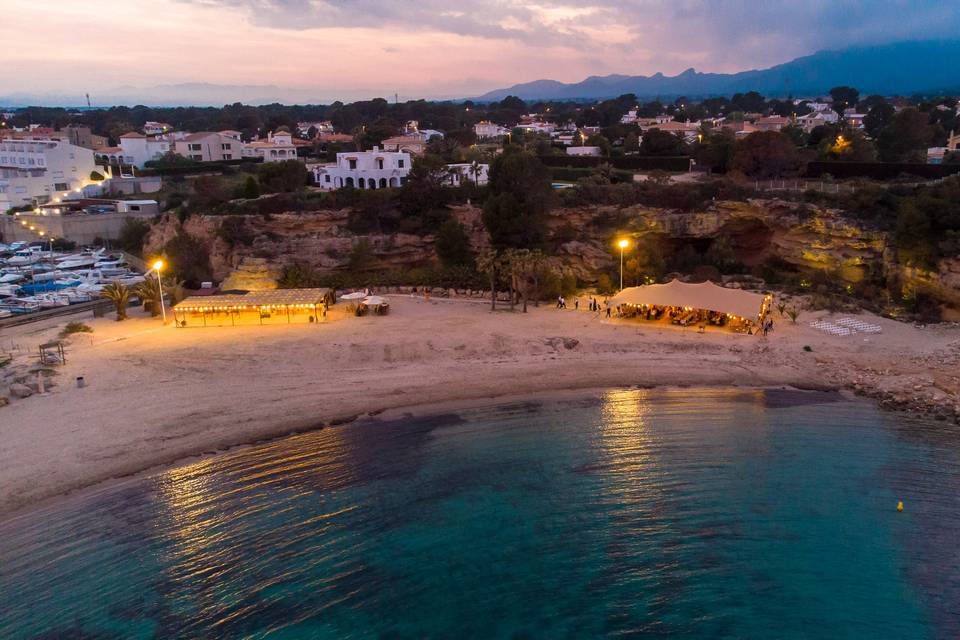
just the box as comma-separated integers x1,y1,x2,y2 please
837,317,882,333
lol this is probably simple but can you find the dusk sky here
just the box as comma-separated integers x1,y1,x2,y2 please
4,0,959,102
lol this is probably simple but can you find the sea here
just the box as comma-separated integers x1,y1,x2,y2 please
1,388,958,639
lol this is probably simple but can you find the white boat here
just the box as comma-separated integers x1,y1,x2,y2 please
7,250,41,266
31,294,70,309
0,284,19,298
76,282,104,295
64,290,93,303
30,270,69,283
94,256,127,269
56,254,102,270
0,308,12,318
3,298,40,314
0,272,25,284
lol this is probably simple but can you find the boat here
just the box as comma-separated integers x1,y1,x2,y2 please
2,298,41,314
6,250,41,266
0,272,26,284
55,250,105,271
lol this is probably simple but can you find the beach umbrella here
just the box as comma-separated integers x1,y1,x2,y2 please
363,296,387,306
340,291,367,301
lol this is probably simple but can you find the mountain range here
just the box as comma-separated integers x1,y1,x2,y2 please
474,40,960,102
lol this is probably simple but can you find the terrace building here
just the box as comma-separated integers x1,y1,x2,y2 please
174,131,245,162
0,137,97,210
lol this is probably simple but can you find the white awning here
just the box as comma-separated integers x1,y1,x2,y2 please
610,279,770,321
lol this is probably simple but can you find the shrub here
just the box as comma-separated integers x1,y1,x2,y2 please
59,322,93,338
116,218,151,255
217,216,255,247
435,218,474,268
596,273,614,294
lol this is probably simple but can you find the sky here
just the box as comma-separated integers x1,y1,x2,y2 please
2,0,958,104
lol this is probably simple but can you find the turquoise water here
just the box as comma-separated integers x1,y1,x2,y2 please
1,388,959,639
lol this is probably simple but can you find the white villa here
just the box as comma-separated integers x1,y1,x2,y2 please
310,147,411,189
111,132,172,168
242,131,299,163
445,163,489,187
474,121,510,139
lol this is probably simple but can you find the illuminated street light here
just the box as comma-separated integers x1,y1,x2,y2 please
617,238,630,290
152,260,167,324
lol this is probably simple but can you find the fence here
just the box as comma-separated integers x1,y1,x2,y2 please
753,174,959,194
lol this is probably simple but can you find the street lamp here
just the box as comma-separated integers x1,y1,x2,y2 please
617,238,630,290
152,260,167,324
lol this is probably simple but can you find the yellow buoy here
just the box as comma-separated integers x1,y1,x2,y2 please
897,501,904,512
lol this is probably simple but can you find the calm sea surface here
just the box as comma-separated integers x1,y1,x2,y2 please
1,388,959,639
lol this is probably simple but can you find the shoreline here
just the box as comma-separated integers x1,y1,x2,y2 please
0,383,852,525
1,296,957,521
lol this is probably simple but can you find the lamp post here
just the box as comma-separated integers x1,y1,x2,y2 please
617,239,629,290
152,260,167,324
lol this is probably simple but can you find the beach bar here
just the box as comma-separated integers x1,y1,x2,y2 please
610,279,772,331
172,288,334,327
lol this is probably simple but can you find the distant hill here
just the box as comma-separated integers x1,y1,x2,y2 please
474,40,960,101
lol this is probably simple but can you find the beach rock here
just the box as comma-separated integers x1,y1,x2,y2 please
9,383,32,399
562,338,580,350
0,396,7,407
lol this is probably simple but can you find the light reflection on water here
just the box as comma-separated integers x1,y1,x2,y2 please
1,388,959,639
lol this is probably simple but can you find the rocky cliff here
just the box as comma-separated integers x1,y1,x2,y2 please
143,200,958,309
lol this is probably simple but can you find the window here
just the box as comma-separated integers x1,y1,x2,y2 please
324,175,330,183
348,159,357,169
221,144,230,150
398,159,405,168
189,144,202,151
223,154,232,160
54,182,68,191
376,158,384,170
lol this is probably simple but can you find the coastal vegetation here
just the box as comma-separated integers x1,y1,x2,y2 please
100,283,131,321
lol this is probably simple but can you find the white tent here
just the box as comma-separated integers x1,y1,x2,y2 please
610,279,770,322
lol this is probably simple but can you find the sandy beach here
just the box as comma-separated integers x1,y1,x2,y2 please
1,295,958,519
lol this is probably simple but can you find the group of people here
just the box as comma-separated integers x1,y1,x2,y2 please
557,296,612,317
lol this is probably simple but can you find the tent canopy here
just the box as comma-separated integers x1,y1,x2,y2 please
173,288,333,312
610,279,770,321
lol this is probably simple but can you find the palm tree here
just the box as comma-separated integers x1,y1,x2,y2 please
469,160,482,186
477,248,501,311
787,307,801,324
101,282,131,321
134,278,162,316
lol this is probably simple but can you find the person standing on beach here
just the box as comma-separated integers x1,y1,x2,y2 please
574,298,579,311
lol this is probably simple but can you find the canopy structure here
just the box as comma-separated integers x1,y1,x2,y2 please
172,288,334,327
610,280,771,323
